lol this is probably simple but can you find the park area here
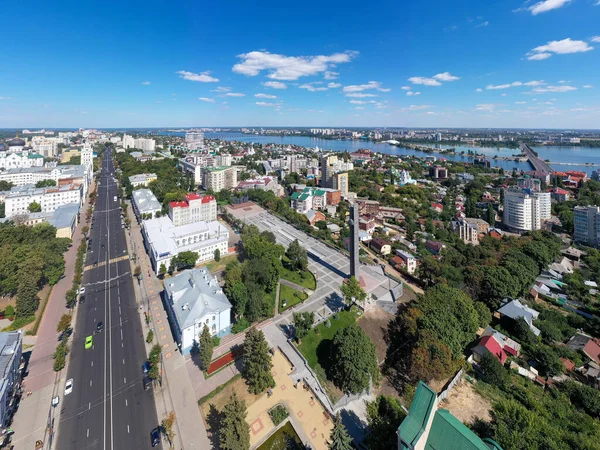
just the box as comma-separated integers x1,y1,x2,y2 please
281,266,316,290
279,285,308,312
296,309,359,403
199,350,333,450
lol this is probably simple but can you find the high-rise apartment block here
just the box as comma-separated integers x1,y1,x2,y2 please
320,154,350,196
185,131,204,151
503,189,551,232
574,206,600,248
201,166,238,192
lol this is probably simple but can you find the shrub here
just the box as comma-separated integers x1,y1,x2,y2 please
268,404,289,426
146,329,154,344
5,305,14,318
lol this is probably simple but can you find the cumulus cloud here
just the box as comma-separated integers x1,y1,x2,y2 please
531,85,577,93
327,82,342,88
408,104,434,110
401,86,412,90
255,93,277,99
583,84,593,88
486,80,545,89
212,86,231,93
529,0,571,15
408,72,460,86
198,97,215,103
232,50,357,80
225,92,246,97
342,81,390,93
141,81,151,85
256,102,276,107
176,70,219,82
475,104,499,111
476,88,483,92
299,83,328,92
591,36,600,43
406,91,421,96
262,81,287,89
476,21,489,27
324,71,339,80
350,100,366,104
345,93,377,98
527,38,594,60
515,101,527,104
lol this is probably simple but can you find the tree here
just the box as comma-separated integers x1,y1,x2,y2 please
16,276,39,317
327,414,353,450
56,314,72,334
66,288,77,309
35,179,57,188
330,325,378,394
465,197,477,218
161,411,176,446
491,399,543,450
340,276,366,306
365,395,406,450
159,263,167,278
214,248,221,262
487,205,496,225
220,391,250,450
228,281,249,318
0,181,14,191
242,327,275,394
28,201,42,213
173,251,198,270
199,325,214,370
286,239,308,271
81,225,89,237
146,329,154,343
479,351,509,388
292,311,314,343
53,336,69,372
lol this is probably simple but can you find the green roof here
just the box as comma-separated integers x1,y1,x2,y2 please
290,192,300,200
298,193,311,201
28,153,44,159
425,410,492,450
398,382,437,447
313,189,326,196
203,165,230,172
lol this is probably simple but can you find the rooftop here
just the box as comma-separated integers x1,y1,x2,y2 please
132,188,162,214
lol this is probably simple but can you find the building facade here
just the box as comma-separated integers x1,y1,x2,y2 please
0,151,44,170
574,206,600,248
503,189,551,232
132,189,162,221
4,184,82,217
128,173,158,188
201,166,238,191
168,193,217,226
0,331,23,429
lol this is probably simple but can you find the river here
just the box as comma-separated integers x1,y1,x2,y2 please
157,132,599,175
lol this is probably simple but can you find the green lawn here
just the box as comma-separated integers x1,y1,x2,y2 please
200,254,237,273
281,267,316,290
279,285,308,312
297,309,358,369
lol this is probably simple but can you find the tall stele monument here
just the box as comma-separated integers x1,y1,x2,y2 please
349,202,360,279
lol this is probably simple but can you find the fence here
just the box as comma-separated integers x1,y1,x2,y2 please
437,368,465,402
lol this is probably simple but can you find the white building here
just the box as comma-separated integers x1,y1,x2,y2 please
80,142,94,172
163,268,231,354
395,250,417,274
31,136,60,158
185,131,204,151
168,193,217,226
236,176,285,197
0,331,23,428
452,218,480,245
122,134,135,149
132,189,162,221
142,217,228,273
201,166,238,191
128,173,158,188
0,151,44,170
4,184,83,217
503,189,551,232
574,206,600,248
122,134,156,152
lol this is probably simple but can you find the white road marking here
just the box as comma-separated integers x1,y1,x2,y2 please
90,380,93,387
89,402,91,410
127,425,130,434
87,429,89,438
124,377,126,384
120,329,123,340
91,361,93,367
125,399,128,406
122,359,125,365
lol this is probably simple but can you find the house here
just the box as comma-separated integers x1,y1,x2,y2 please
397,382,503,450
163,268,232,354
472,335,507,364
567,333,600,364
430,203,443,213
551,188,570,202
359,215,377,235
132,188,162,221
481,327,521,357
370,238,391,256
305,209,326,226
488,228,503,240
394,250,417,274
497,299,540,336
452,218,479,245
426,240,446,255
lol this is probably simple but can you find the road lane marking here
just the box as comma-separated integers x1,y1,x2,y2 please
127,425,130,434
123,377,126,384
125,399,128,406
89,402,91,410
122,359,125,365
90,380,93,387
120,330,123,340
87,429,89,438
91,361,93,367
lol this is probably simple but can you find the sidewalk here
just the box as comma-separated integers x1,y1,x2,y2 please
125,204,209,449
11,182,94,450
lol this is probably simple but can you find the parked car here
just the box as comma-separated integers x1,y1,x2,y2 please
150,428,160,447
64,379,73,395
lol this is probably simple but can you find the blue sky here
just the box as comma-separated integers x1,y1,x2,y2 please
1,0,599,128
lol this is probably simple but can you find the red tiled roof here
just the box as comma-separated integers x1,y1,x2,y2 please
560,357,575,372
583,340,600,363
185,193,202,201
202,195,215,204
553,188,569,195
169,201,188,208
480,335,507,364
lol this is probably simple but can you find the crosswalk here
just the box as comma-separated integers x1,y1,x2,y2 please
83,254,129,272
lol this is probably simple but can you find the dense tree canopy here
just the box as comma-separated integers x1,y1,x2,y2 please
242,327,275,394
365,395,406,450
219,392,250,450
330,325,378,394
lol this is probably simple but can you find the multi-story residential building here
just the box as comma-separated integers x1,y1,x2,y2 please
80,142,94,173
517,176,541,192
4,184,82,217
592,169,600,182
503,189,551,232
429,165,448,179
290,189,314,214
122,134,155,152
236,176,284,197
142,217,229,273
0,151,44,170
332,172,349,197
163,268,232,354
122,134,135,149
574,206,600,248
185,131,204,151
132,189,162,221
11,203,80,239
168,193,217,226
452,218,481,245
31,136,60,157
128,173,158,188
0,331,23,429
201,166,238,191
394,250,417,274
290,187,340,213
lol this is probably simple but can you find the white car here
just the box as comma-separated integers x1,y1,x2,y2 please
79,287,85,295
65,379,73,395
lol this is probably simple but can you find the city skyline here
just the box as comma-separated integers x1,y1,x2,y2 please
1,0,599,128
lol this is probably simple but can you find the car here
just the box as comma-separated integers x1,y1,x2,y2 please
97,321,103,332
85,336,93,349
79,295,85,304
143,375,152,391
142,361,151,374
64,379,73,395
79,287,85,295
151,428,160,447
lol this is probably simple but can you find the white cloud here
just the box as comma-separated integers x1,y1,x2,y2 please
527,38,594,60
401,86,412,90
345,93,377,98
327,82,342,89
198,97,215,103
531,85,577,93
354,107,365,110
350,100,367,104
212,86,231,93
256,102,276,107
324,71,339,80
476,21,489,27
408,104,434,110
141,81,151,85
176,70,219,82
262,81,287,89
583,84,593,88
433,72,460,81
524,80,546,86
255,93,277,99
343,81,390,93
501,93,508,96
406,91,421,96
515,101,527,104
475,104,499,111
476,88,483,92
409,72,459,86
299,83,328,92
591,36,600,43
225,92,246,97
487,82,523,89
232,50,357,80
529,0,571,15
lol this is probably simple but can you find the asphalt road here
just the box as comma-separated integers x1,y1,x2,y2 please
56,149,160,450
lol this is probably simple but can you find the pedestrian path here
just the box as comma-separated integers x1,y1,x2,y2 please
83,254,129,272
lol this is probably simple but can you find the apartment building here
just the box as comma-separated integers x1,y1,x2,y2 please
168,193,217,226
201,166,238,191
503,189,551,232
128,173,158,188
574,206,600,248
4,184,82,217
